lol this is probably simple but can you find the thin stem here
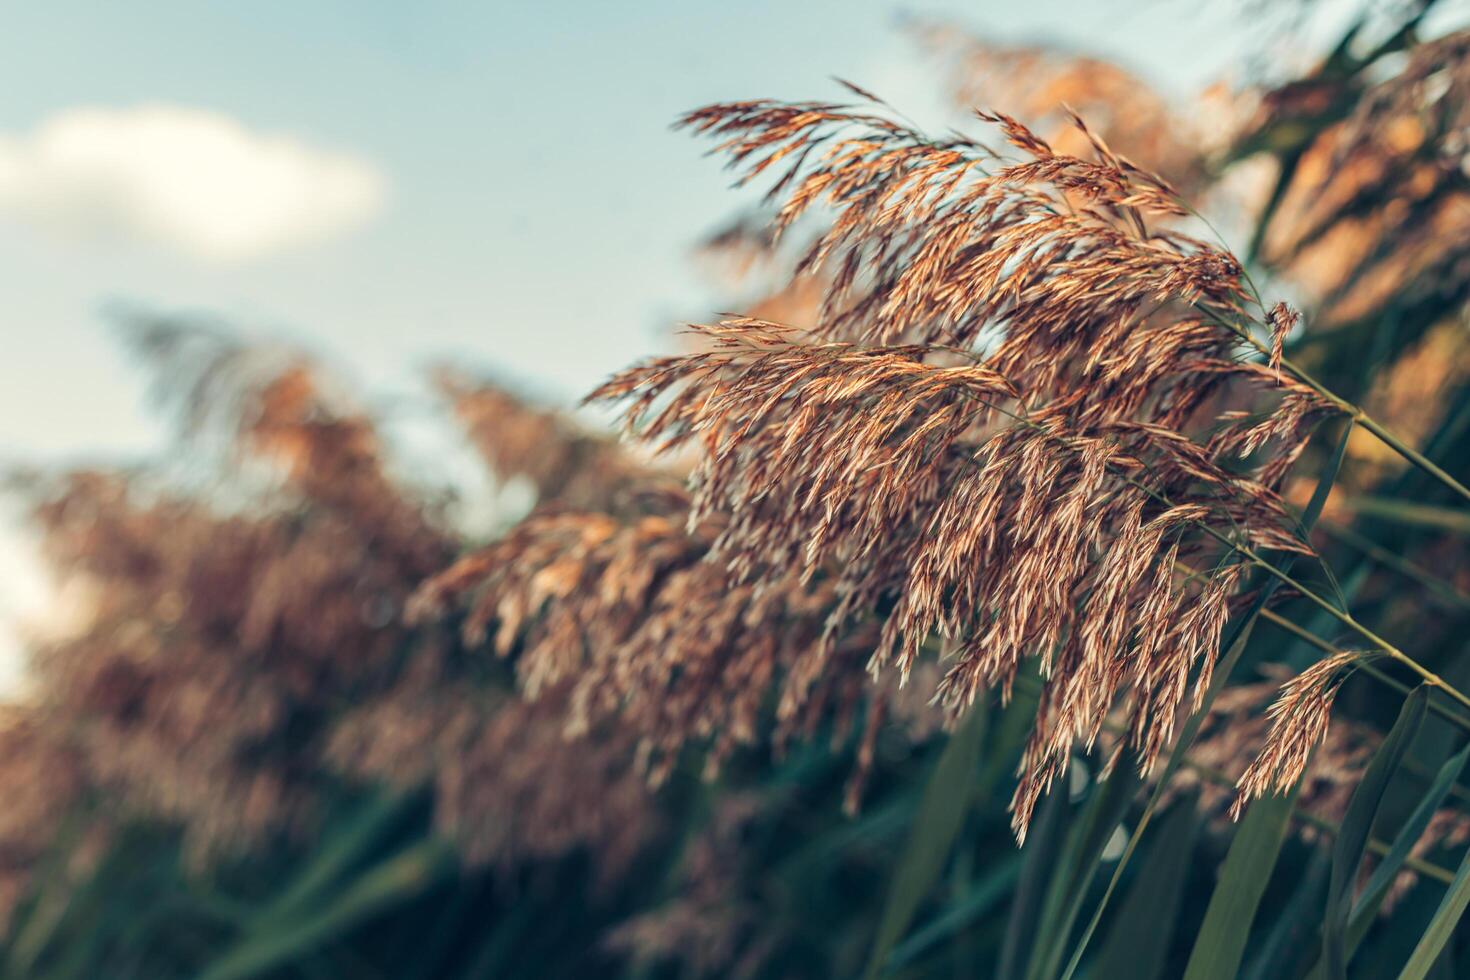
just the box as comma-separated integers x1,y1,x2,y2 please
1305,818,1454,886
1104,458,1470,714
1252,620,1470,809
1175,555,1470,733
1318,521,1470,612
1337,392,1470,507
1098,449,1470,712
1219,312,1470,506
1171,559,1470,735
1237,545,1470,713
1258,608,1470,735
1176,204,1470,504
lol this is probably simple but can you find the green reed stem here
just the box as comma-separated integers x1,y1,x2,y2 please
1223,535,1470,713
1318,521,1470,612
1141,478,1470,715
1292,358,1470,505
1214,311,1470,506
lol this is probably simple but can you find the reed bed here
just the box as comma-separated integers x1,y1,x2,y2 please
3,6,1470,978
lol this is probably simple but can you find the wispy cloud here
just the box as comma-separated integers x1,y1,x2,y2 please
0,104,387,262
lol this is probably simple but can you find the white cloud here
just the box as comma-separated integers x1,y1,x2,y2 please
0,104,386,261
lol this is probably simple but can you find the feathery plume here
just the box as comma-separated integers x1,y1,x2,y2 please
583,95,1345,835
1230,651,1361,819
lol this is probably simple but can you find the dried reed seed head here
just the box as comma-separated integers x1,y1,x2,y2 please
409,499,895,793
907,18,1210,190
327,681,663,888
0,708,91,928
591,324,1308,837
1266,301,1301,377
602,792,771,977
1230,651,1360,820
22,467,452,861
18,328,688,882
577,93,1345,836
672,96,1322,439
124,318,454,580
435,367,676,513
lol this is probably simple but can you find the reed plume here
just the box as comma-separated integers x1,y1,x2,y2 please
907,18,1212,191
1229,652,1363,819
408,499,896,810
581,94,1346,835
8,13,1470,976
434,367,677,514
10,317,680,902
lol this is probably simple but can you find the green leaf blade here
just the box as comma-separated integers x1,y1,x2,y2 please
1093,798,1201,980
1324,685,1430,978
862,702,989,980
1181,782,1302,980
1396,845,1470,980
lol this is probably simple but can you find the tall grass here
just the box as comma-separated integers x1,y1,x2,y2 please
5,4,1470,977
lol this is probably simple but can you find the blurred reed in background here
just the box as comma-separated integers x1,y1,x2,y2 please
6,2,1470,977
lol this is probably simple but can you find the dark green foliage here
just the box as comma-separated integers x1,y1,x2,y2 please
1183,780,1302,979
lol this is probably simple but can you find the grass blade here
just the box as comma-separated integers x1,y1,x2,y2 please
883,856,1022,973
999,783,1071,980
1092,798,1200,980
1396,844,1470,980
862,701,989,980
1324,686,1430,978
1344,741,1470,958
1029,762,1141,980
1302,418,1355,531
1242,849,1332,980
1181,780,1302,980
255,791,415,927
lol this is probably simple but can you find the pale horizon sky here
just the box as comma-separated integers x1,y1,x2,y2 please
0,0,1408,687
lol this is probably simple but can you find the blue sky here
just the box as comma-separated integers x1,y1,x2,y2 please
0,0,1275,460
0,0,1375,684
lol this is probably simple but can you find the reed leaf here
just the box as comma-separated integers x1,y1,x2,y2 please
1029,761,1141,980
1000,785,1071,980
1181,779,1302,980
862,701,989,980
1328,741,1470,973
1092,798,1200,980
1324,686,1430,978
1342,497,1470,536
198,840,456,980
1396,844,1470,980
882,856,1022,973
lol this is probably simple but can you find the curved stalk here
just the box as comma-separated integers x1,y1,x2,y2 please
1286,354,1470,505
1212,309,1470,506
1221,534,1470,713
